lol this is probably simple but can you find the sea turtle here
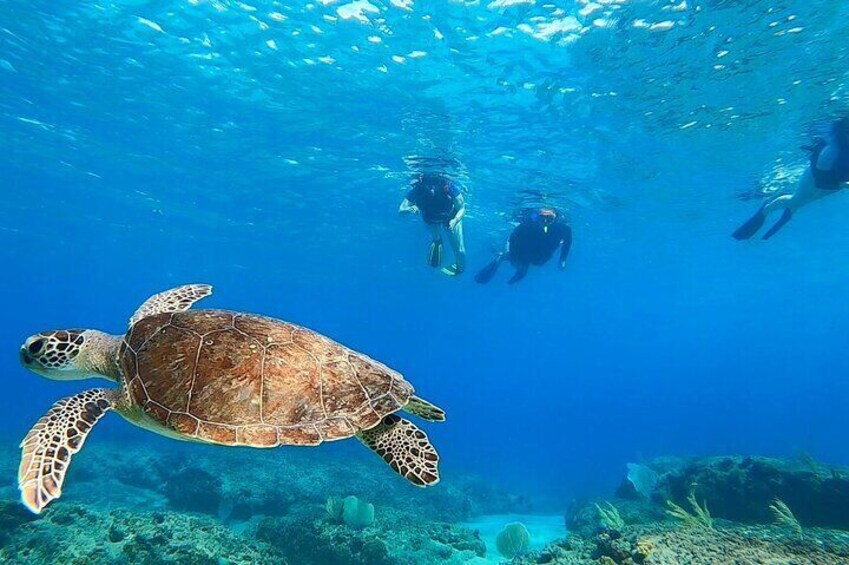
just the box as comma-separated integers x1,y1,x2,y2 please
17,284,445,513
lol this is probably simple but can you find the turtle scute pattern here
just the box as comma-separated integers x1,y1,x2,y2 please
118,310,413,447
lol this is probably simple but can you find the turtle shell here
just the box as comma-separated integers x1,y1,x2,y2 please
118,310,413,447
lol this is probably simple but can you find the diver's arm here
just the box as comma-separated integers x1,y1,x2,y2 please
447,194,466,229
558,225,573,269
399,198,419,215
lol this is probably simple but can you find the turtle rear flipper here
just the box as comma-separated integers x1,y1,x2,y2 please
357,414,440,487
404,395,446,422
19,389,113,513
129,284,213,327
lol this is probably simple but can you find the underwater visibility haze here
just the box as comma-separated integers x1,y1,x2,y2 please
3,0,849,563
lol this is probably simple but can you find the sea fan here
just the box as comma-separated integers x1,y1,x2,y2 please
666,491,713,530
769,498,803,537
595,502,625,531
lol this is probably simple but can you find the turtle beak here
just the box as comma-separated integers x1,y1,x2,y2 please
20,347,34,367
20,336,47,368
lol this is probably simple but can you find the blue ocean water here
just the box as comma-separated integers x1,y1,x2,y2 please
2,0,849,559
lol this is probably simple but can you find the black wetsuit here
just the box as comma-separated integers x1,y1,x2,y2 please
509,220,572,268
475,216,573,285
509,218,572,279
809,140,849,190
407,177,460,225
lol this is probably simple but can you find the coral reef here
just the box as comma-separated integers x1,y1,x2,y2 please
0,504,287,564
164,467,224,515
561,454,849,565
3,439,848,565
513,523,849,565
255,508,485,565
0,440,500,564
256,517,393,565
0,500,37,545
622,455,849,528
567,498,666,538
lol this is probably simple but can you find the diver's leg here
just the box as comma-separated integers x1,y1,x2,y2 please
445,221,466,274
784,169,821,207
762,194,793,215
760,173,822,240
425,223,443,267
732,192,792,240
507,263,529,285
425,222,442,242
475,239,509,284
763,169,837,239
474,254,505,284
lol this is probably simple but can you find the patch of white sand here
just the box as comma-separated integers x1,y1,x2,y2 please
460,514,565,564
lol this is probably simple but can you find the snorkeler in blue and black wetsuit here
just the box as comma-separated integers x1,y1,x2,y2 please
733,118,849,240
475,208,572,285
399,173,466,276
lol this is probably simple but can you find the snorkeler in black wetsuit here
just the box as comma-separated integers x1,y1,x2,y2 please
399,173,467,276
475,208,572,285
733,118,849,240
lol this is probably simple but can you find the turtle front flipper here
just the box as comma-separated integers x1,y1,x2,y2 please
356,414,440,487
129,284,212,327
19,389,113,513
404,395,446,422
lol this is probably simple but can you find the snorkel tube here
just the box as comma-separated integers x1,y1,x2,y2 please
535,208,557,233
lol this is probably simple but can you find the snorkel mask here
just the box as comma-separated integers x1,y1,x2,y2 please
417,173,449,193
533,208,557,233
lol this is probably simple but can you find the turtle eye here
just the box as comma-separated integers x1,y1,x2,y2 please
28,339,45,355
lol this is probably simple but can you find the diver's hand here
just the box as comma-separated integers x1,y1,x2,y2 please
448,218,459,230
400,205,419,215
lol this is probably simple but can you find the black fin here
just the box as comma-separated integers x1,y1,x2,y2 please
762,208,793,240
732,206,767,240
474,258,502,284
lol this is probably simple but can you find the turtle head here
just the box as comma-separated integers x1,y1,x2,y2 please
20,330,119,382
